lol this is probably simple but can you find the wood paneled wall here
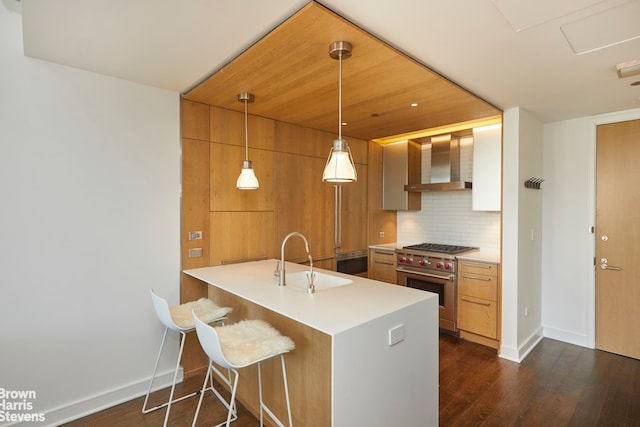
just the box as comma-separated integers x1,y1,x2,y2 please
180,98,375,375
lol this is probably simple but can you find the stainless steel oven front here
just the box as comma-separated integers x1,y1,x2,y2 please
396,266,457,333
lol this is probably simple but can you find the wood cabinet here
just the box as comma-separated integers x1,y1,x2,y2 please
336,171,368,254
274,121,368,264
274,151,335,262
368,247,397,284
181,100,369,375
457,259,500,348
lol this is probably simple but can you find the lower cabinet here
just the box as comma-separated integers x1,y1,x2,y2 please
457,259,500,349
368,248,397,284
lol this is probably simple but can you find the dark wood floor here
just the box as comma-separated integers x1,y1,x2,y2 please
63,335,640,426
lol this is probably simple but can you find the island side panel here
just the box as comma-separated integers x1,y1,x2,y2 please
332,297,438,427
207,282,332,427
181,273,211,376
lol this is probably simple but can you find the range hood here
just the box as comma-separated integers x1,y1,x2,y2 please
404,134,472,192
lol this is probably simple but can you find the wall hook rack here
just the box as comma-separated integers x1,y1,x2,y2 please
524,177,544,189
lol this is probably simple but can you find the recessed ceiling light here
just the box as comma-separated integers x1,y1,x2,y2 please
411,103,418,107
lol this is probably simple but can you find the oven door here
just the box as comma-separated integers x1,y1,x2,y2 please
396,266,457,333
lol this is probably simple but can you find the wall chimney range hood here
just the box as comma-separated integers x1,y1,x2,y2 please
404,134,472,192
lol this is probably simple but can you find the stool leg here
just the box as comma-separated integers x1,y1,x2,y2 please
163,330,188,427
226,369,240,427
281,354,293,427
191,360,212,427
142,327,169,414
258,356,293,427
258,362,264,426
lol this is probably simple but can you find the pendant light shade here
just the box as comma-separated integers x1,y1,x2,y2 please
322,139,357,182
237,159,259,189
323,41,357,183
236,92,259,190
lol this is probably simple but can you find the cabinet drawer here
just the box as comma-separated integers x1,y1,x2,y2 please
369,249,397,284
458,273,497,301
459,260,498,277
457,295,497,339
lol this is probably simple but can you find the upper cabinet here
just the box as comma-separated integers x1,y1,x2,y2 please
472,124,502,211
382,140,421,211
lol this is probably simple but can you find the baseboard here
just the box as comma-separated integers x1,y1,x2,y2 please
7,369,182,427
499,327,543,363
518,328,543,361
542,325,591,348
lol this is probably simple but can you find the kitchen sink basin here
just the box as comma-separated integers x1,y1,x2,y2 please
285,271,352,291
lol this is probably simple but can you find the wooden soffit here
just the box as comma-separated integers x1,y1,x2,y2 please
183,1,501,141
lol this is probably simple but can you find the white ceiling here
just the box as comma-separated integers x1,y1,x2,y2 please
18,0,640,124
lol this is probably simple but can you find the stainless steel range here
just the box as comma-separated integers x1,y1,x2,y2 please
396,243,477,333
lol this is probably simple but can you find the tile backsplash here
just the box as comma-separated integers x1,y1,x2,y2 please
397,192,500,251
396,137,501,251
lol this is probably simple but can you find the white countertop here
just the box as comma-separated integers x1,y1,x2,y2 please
368,242,404,251
456,249,500,263
184,259,434,336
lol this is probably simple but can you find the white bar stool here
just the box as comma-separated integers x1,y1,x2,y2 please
142,288,232,427
191,312,295,427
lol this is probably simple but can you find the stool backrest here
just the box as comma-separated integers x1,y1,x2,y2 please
150,288,182,332
192,310,233,369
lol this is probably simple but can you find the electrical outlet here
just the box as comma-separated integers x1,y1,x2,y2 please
524,306,529,317
388,324,404,346
188,248,203,257
188,231,203,240
378,231,385,238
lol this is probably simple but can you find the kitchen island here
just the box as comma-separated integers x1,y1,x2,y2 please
183,259,438,427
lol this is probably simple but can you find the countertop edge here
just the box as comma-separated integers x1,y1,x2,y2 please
184,259,436,336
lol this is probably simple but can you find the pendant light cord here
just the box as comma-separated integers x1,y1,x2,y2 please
244,99,249,160
338,50,342,141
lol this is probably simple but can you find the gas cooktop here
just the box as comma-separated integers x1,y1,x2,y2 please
402,243,477,255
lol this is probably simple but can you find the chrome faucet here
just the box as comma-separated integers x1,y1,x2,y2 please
278,232,314,292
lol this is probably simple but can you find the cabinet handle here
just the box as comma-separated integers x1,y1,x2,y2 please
334,185,342,249
373,251,393,257
461,274,492,281
464,263,492,269
374,260,394,266
461,297,491,306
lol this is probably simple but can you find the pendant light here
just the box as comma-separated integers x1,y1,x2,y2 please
236,92,259,190
322,41,357,182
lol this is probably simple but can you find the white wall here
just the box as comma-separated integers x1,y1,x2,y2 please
0,4,181,426
500,107,543,362
541,107,640,348
515,110,543,349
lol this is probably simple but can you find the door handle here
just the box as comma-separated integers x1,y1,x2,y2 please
601,264,622,271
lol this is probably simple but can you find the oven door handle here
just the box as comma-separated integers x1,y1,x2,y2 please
396,267,454,282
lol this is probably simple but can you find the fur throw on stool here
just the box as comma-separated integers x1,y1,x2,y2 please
170,298,232,328
215,320,295,366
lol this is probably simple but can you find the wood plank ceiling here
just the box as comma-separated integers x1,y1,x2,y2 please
183,1,502,142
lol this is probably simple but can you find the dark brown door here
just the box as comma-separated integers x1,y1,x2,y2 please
595,119,640,359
